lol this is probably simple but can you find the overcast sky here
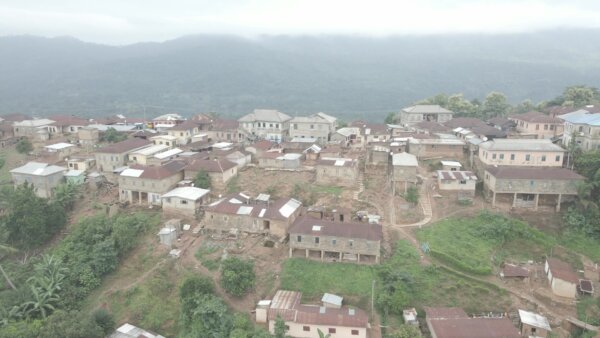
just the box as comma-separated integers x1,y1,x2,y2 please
1,0,600,45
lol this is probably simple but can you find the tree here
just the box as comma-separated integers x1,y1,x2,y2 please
101,128,127,143
193,170,211,189
405,186,419,204
384,112,396,124
52,183,80,211
41,310,104,338
482,91,510,118
274,315,287,338
179,293,233,337
15,138,32,154
0,236,17,290
317,328,331,338
220,257,255,297
91,308,115,335
385,325,423,338
563,85,599,107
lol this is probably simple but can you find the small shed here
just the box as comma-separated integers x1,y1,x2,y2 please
440,160,462,171
579,279,594,296
545,258,578,299
255,300,271,324
64,170,85,185
518,309,551,338
158,227,178,247
403,308,418,326
321,293,343,309
303,144,322,161
500,263,529,280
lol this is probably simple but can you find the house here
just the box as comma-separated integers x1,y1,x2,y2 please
352,122,390,144
510,111,564,139
49,115,90,134
95,138,152,172
399,105,454,125
184,158,238,190
367,144,389,165
43,142,78,160
444,117,507,140
484,166,584,211
239,109,292,142
10,162,67,198
478,139,565,167
13,118,56,140
147,148,184,165
289,216,382,263
166,120,200,145
203,193,302,237
487,117,515,131
152,113,185,130
330,127,362,148
518,309,551,338
150,134,177,148
425,307,520,338
66,156,95,171
161,186,210,218
441,160,462,171
408,137,466,159
118,161,186,206
258,153,303,169
206,118,242,142
315,158,358,187
129,144,170,165
500,264,529,280
256,290,369,338
109,323,165,338
289,112,338,144
304,144,322,161
412,121,451,134
436,170,477,196
391,152,418,194
64,170,85,185
246,140,277,161
77,127,100,146
559,107,600,151
545,258,578,299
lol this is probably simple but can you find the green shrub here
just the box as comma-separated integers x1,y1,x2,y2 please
220,257,255,297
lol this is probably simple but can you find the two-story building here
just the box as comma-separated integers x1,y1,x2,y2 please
129,144,170,165
559,107,600,151
166,120,200,145
184,158,238,190
289,216,382,263
289,112,337,144
256,290,369,338
408,137,466,159
238,109,292,142
118,160,186,206
399,105,454,126
152,113,185,130
478,139,564,168
390,152,418,194
13,118,57,140
95,138,152,172
208,118,242,143
10,162,67,198
483,166,584,211
510,111,564,139
203,192,302,238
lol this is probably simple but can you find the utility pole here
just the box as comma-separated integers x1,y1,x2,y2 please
371,279,376,316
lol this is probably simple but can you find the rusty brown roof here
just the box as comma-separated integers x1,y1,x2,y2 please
186,158,237,173
252,140,276,151
96,138,151,154
169,120,200,131
502,264,529,278
316,158,356,167
1,113,32,122
49,115,90,127
413,121,451,133
546,258,578,284
428,317,520,338
510,111,562,124
485,166,584,180
444,117,488,129
424,307,468,319
130,161,186,180
212,118,239,130
289,216,383,241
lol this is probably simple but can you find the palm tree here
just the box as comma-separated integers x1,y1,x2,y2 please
22,284,58,319
317,329,331,338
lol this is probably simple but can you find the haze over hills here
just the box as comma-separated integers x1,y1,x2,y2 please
1,29,600,121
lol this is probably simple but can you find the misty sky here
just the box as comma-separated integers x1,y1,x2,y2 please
1,0,600,45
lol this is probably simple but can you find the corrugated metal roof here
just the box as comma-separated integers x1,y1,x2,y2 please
44,142,75,150
290,216,383,241
120,168,144,177
10,161,66,176
518,310,551,331
479,139,563,152
322,293,343,306
278,198,302,218
392,152,418,166
154,148,183,159
161,187,209,200
428,317,520,338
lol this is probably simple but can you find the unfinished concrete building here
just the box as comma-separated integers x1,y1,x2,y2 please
288,215,382,264
484,166,584,211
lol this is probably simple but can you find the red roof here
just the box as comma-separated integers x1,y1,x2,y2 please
213,118,239,130
49,115,90,127
289,216,383,241
169,120,200,131
510,111,562,124
502,264,529,278
414,121,451,133
129,161,186,180
96,138,151,154
1,113,32,122
444,117,488,129
546,258,578,284
316,158,356,167
253,140,275,151
486,166,584,180
428,317,520,338
424,307,468,319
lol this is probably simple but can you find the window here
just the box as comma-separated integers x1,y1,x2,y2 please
492,153,497,159
556,155,561,162
294,124,298,130
352,330,359,335
285,326,290,331
297,235,302,242
180,132,184,136
332,239,337,245
525,154,531,161
510,154,515,160
530,180,535,187
499,154,504,160
180,200,188,204
349,240,354,247
579,126,584,132
536,124,539,130
550,125,554,130
310,124,314,129
315,237,320,244
303,326,310,332
544,124,548,130
329,328,336,334
541,155,546,162
460,180,467,185
269,123,273,128
276,124,279,128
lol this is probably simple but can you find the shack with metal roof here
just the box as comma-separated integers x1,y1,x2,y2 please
10,161,67,198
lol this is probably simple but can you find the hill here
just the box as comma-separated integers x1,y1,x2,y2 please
2,30,600,121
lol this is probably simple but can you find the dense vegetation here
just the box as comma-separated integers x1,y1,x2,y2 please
3,31,600,120
220,257,256,297
193,169,212,189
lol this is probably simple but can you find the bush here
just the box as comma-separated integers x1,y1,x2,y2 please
92,308,115,335
15,138,32,154
193,170,211,189
220,257,255,297
405,186,419,204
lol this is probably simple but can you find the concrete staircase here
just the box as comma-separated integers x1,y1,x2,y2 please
353,172,365,200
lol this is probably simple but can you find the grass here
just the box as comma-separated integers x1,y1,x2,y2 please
560,230,600,262
195,241,222,271
107,261,182,337
577,297,600,326
311,185,343,197
0,146,26,183
416,213,556,275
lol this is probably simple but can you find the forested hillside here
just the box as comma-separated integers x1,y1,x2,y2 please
2,30,600,120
